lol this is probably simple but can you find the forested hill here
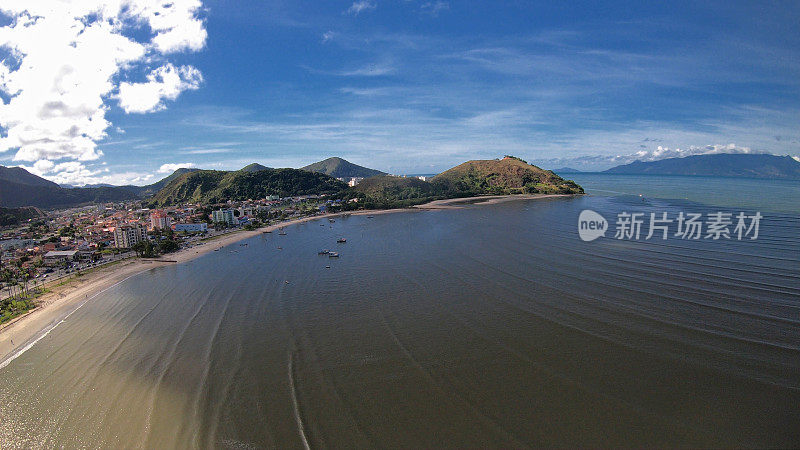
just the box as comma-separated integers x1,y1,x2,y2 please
149,168,348,206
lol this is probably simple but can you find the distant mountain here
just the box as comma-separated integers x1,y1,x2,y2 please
239,163,270,172
0,165,140,209
301,157,385,179
431,156,584,195
604,153,800,179
552,167,582,174
0,166,59,188
150,168,347,206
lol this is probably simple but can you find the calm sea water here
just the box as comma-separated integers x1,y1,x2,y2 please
1,175,798,447
566,172,800,214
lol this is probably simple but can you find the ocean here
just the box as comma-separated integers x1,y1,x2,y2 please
1,175,798,447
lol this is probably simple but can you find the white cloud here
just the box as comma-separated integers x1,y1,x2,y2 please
158,162,196,173
629,143,762,162
0,0,206,181
22,159,154,186
118,64,203,113
346,1,376,15
421,1,449,16
338,62,396,76
322,31,336,43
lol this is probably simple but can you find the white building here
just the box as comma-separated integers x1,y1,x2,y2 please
113,225,145,249
212,209,237,226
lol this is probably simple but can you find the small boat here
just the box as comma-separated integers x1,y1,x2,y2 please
325,265,330,269
277,246,283,250
214,248,220,251
337,238,346,243
367,216,374,219
320,224,325,227
278,230,287,235
318,249,330,255
329,218,335,223
328,252,339,258
263,230,272,233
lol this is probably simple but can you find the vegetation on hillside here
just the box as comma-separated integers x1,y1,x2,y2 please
150,168,348,206
345,157,583,209
0,206,43,227
432,157,583,196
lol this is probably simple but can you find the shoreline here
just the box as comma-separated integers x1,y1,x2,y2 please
0,193,574,366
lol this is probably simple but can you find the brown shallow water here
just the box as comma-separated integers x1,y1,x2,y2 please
1,196,799,448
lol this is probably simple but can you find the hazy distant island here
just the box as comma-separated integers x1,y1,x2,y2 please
551,167,583,174
604,153,800,179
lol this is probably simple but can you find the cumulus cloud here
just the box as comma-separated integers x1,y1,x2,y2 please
626,143,761,162
321,31,336,43
0,0,206,180
346,1,376,15
118,64,203,113
22,159,154,186
158,162,196,173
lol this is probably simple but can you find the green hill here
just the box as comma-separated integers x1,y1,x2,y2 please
240,163,270,172
348,156,584,209
150,168,348,206
351,176,437,208
431,156,584,195
301,157,385,178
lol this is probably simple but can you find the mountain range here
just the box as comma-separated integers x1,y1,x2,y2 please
6,153,793,210
0,158,381,210
604,153,800,179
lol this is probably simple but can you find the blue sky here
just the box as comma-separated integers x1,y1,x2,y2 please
1,0,799,184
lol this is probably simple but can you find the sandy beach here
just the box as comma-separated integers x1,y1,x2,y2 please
0,194,573,366
413,193,576,209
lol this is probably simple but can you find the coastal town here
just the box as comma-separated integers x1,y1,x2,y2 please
0,193,347,323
